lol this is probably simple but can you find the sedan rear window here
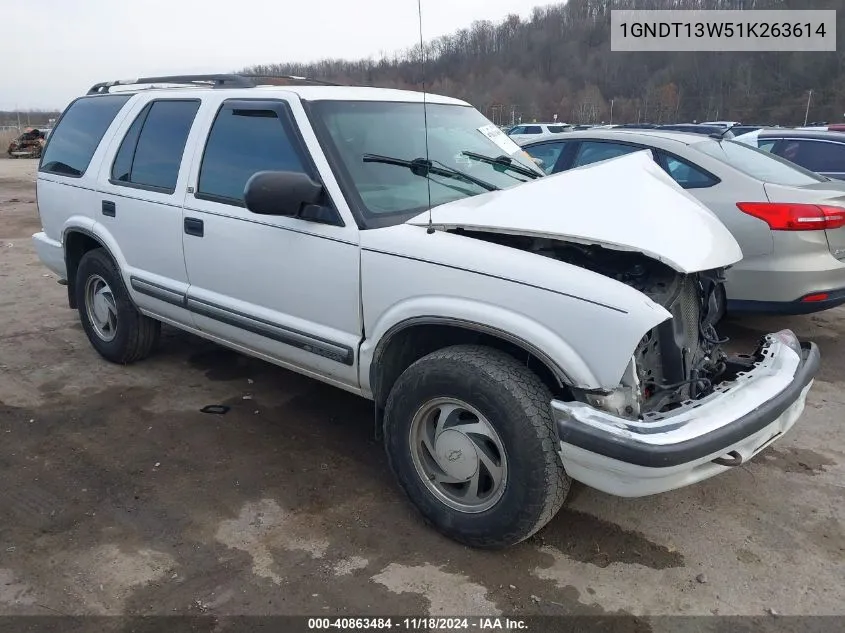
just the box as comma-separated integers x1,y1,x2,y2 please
694,139,826,186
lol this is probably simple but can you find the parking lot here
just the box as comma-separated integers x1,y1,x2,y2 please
0,157,843,619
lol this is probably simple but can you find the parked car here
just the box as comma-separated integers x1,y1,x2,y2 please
521,129,845,314
657,123,735,138
7,127,51,158
33,74,819,548
738,129,845,181
507,122,573,143
729,125,769,137
701,120,742,128
614,123,660,129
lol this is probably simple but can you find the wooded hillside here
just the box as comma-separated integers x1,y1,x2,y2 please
246,0,845,126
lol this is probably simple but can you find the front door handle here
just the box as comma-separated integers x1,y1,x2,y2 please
184,217,204,237
102,200,116,217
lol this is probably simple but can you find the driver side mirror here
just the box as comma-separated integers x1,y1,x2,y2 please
244,171,324,217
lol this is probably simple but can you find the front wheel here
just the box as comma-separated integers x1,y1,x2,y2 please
383,345,571,548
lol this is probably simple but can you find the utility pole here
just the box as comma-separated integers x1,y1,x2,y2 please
804,89,814,126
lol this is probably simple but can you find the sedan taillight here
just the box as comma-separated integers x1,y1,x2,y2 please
736,202,845,231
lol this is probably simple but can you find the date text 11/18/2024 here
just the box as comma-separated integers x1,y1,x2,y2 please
307,617,528,630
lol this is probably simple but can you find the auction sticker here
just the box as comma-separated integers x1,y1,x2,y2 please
477,124,522,156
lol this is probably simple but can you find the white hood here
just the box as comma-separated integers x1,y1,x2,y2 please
407,151,743,273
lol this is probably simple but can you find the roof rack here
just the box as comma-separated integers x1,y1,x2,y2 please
241,74,341,87
86,73,340,95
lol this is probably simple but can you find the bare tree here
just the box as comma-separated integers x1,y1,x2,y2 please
244,0,845,125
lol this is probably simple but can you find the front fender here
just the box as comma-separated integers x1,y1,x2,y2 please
360,297,599,396
359,229,673,395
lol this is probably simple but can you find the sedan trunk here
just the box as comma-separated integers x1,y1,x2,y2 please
764,181,845,261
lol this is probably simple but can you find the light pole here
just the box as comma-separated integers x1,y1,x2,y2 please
804,89,813,126
610,99,614,125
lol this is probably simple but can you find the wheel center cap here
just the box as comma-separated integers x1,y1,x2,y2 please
434,429,478,481
93,293,110,323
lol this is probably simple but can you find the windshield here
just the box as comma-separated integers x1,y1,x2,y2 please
309,100,542,222
693,138,827,186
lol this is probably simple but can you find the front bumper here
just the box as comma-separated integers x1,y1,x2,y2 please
552,332,820,497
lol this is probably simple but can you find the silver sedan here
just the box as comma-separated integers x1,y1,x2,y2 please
522,130,845,315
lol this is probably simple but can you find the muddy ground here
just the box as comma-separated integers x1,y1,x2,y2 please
0,158,843,625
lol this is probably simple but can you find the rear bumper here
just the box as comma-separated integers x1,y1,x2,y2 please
725,238,845,311
32,231,66,280
552,332,820,497
728,287,845,314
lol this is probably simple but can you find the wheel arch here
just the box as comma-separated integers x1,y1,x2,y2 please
63,226,123,309
368,316,576,409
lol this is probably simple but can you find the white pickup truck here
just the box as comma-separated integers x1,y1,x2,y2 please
32,74,819,548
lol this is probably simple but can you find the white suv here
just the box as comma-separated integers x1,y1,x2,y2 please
33,74,819,548
507,122,573,144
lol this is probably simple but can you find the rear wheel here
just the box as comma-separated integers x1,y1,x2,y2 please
75,248,160,364
383,345,570,548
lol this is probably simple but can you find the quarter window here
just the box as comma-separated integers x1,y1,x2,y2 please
111,100,200,192
197,107,307,205
40,95,131,177
661,154,717,189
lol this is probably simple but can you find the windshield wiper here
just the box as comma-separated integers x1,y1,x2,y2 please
362,153,500,192
461,151,541,179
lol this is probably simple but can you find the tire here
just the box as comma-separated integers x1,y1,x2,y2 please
384,345,571,548
75,248,160,364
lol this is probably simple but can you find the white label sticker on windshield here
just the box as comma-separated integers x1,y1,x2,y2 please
477,124,522,156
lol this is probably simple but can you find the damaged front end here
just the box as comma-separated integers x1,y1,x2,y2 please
582,260,730,418
543,243,820,497
509,238,732,418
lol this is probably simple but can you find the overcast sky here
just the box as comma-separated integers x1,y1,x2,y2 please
0,0,552,111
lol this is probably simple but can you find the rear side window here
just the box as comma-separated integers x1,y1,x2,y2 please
524,142,569,174
40,95,131,177
197,107,306,205
546,125,567,133
573,141,642,167
111,100,200,192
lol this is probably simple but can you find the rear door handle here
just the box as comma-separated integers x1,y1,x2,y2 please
184,217,204,237
102,200,116,217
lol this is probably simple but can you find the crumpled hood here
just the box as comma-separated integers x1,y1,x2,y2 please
407,151,743,273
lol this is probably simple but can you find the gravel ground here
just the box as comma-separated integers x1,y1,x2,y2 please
0,158,843,627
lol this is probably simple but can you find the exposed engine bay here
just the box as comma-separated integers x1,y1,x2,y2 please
450,230,732,416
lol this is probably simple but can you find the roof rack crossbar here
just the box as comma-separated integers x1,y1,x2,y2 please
87,73,340,95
